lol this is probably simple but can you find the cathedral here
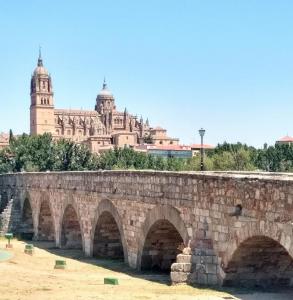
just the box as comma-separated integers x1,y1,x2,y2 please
30,53,179,153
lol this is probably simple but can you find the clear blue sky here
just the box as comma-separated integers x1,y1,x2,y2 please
1,0,293,147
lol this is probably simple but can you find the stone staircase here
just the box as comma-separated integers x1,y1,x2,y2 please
0,198,21,236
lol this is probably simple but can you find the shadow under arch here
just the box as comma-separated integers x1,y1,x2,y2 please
37,193,55,242
60,203,84,250
0,190,9,214
221,221,293,288
91,199,128,263
136,204,189,271
19,192,35,240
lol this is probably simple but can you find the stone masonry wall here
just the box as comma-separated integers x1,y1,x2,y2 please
0,171,293,287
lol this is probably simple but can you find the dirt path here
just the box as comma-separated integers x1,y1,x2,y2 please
0,240,291,300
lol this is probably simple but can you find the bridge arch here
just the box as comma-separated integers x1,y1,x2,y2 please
19,192,35,240
137,204,189,272
221,221,293,288
91,199,128,262
60,203,84,250
0,190,9,214
37,193,55,242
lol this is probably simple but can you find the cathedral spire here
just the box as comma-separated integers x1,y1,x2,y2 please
103,77,107,89
38,46,43,67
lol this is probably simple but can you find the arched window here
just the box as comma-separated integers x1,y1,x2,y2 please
41,98,43,105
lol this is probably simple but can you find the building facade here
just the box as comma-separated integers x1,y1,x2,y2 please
30,53,178,153
0,133,9,150
276,135,293,146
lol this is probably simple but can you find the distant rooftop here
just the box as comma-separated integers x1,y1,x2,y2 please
137,143,214,151
276,135,293,143
190,144,215,150
0,132,9,143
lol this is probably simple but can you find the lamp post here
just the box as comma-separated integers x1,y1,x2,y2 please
198,128,205,171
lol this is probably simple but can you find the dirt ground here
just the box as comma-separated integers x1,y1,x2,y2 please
0,240,292,300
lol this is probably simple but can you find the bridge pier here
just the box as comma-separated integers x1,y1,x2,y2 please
83,234,92,257
55,228,61,248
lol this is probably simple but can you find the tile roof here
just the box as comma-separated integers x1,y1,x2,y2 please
277,135,293,142
190,144,215,149
147,145,191,151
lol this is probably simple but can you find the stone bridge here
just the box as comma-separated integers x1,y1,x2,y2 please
0,170,292,288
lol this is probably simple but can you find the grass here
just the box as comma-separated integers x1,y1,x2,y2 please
0,240,234,300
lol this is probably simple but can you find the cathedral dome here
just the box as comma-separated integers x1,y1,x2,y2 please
97,79,114,98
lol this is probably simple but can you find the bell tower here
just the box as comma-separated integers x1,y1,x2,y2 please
30,49,55,135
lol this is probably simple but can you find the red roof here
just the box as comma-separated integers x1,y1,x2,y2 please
151,126,166,131
190,144,214,149
147,145,191,151
277,135,293,142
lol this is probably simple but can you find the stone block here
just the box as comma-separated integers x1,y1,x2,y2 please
197,273,208,285
206,263,217,274
207,274,219,286
212,256,218,264
171,263,191,273
183,263,192,273
170,271,188,284
176,254,192,263
192,255,202,264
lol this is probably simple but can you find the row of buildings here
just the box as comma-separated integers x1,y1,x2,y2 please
1,53,214,157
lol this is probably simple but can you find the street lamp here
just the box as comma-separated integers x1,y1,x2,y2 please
198,128,206,171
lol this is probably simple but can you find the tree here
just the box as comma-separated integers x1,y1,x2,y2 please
8,129,15,145
53,139,97,171
143,134,153,144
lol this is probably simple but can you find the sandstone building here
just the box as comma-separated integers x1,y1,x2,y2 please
30,53,179,153
0,133,9,150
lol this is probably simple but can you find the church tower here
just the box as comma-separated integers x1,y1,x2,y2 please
30,50,55,135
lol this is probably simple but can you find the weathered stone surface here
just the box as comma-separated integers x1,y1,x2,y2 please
0,170,292,288
176,254,192,264
171,263,191,273
170,271,189,284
